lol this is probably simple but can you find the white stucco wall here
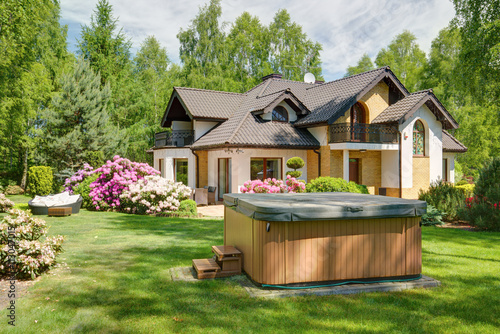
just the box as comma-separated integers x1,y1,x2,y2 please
193,120,218,140
443,153,455,183
153,148,196,189
307,126,328,146
261,101,298,122
207,148,308,193
399,104,443,188
381,150,400,188
171,121,192,131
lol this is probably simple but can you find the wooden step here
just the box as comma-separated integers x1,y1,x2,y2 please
212,245,242,260
192,258,220,279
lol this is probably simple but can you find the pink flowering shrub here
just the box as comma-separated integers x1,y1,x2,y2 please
0,209,64,279
0,194,15,212
63,163,94,194
286,175,306,193
120,176,192,214
89,156,160,211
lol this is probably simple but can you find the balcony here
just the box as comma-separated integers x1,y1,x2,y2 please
155,130,195,147
329,123,398,144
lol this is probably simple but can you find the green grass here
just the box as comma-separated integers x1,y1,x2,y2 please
2,195,500,333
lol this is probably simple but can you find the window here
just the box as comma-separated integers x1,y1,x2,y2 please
158,159,164,177
413,120,425,156
442,159,448,182
174,159,188,185
272,106,288,122
250,158,282,180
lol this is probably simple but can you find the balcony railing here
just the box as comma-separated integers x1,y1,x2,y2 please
329,123,398,144
155,130,195,147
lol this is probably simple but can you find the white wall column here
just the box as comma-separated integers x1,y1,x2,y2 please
343,150,349,181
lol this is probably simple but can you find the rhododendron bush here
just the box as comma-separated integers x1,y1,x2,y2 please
240,176,305,193
88,156,160,211
0,194,15,212
64,163,94,194
0,209,64,279
120,176,192,214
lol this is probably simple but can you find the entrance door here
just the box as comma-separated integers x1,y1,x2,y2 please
349,158,359,184
218,158,232,201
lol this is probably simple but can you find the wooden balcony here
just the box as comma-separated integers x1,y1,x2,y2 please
329,123,398,144
155,130,195,147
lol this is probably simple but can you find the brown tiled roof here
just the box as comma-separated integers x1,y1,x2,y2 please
175,87,245,119
294,67,405,126
372,90,458,129
442,130,467,152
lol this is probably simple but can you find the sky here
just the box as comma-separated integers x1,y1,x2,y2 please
60,0,456,81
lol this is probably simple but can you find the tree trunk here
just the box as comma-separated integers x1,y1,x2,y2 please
20,148,28,189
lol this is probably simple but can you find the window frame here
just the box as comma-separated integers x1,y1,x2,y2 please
272,106,289,122
412,120,425,156
174,158,189,185
250,157,283,180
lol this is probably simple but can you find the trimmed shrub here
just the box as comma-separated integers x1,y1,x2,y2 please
28,166,53,196
421,205,445,226
179,199,197,216
0,209,64,279
286,157,305,178
306,177,369,194
4,185,24,195
0,194,15,212
73,173,100,209
120,175,192,214
459,158,500,231
418,180,466,221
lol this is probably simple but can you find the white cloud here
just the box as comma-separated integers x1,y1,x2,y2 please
60,0,455,81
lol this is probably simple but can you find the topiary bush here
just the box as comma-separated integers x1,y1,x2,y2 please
0,194,15,212
459,158,500,231
305,177,368,194
421,205,445,226
0,209,64,279
28,166,53,197
73,173,100,209
418,180,466,221
286,157,305,178
179,199,197,216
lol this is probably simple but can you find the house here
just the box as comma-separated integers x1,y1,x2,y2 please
150,67,467,200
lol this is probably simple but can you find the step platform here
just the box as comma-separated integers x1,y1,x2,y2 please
193,245,242,279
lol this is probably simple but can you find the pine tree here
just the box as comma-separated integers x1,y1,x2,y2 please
42,59,124,171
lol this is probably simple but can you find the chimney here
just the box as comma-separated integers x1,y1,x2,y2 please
261,73,282,82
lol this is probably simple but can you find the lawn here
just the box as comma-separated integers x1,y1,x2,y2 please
2,195,499,333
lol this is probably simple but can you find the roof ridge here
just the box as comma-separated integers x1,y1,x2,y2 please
175,86,245,96
245,80,267,94
306,66,388,91
409,89,432,95
257,89,286,99
226,111,251,144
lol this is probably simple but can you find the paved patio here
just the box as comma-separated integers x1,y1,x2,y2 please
197,204,224,217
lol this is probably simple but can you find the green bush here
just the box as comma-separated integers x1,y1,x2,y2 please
84,151,105,168
418,180,466,221
73,173,100,209
455,179,469,186
178,199,197,216
28,166,53,197
459,158,500,231
306,177,369,194
455,184,475,197
421,205,445,226
4,185,24,195
286,157,305,178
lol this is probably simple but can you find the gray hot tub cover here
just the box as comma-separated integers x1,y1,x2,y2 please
223,193,426,221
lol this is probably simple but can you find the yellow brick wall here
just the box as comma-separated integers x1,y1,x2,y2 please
385,188,401,198
196,150,208,188
349,151,382,195
306,150,319,182
330,150,343,178
332,81,390,125
402,157,430,199
359,81,389,122
320,146,331,177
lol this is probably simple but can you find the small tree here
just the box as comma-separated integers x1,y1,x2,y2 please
286,157,305,178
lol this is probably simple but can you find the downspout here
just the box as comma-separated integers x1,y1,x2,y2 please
191,148,200,188
399,131,403,198
313,149,321,177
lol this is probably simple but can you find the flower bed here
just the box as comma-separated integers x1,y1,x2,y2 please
240,176,305,193
0,194,15,212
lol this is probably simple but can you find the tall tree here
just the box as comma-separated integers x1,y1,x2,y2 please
375,30,426,92
268,9,323,81
345,53,375,77
42,59,123,171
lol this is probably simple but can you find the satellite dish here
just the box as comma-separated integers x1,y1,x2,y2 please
304,72,315,84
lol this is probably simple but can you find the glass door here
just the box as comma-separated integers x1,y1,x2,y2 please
218,158,232,201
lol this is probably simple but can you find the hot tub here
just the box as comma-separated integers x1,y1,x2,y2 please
223,192,426,286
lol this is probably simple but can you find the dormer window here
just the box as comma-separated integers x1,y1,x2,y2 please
272,106,288,122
